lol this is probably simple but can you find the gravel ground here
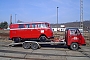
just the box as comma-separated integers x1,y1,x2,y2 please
0,39,90,60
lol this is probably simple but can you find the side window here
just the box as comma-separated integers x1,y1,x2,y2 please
70,30,76,35
45,23,49,27
38,23,48,28
25,24,30,28
32,24,37,28
76,30,80,35
19,24,24,28
70,29,80,35
38,24,41,28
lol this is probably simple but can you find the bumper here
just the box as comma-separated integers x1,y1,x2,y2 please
82,44,86,46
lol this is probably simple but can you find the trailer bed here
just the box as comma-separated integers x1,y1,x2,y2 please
9,40,66,46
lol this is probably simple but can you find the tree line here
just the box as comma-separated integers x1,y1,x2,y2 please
0,21,8,29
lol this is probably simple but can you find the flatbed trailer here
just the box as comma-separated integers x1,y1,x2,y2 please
9,40,66,49
9,39,65,46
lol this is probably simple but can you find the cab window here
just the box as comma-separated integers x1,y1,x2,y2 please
70,29,76,35
70,29,80,35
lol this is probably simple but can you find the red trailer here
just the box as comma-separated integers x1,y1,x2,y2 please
21,28,86,50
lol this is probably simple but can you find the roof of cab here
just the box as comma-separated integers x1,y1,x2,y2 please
66,28,78,31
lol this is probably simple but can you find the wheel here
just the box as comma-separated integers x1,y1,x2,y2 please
31,43,39,50
13,38,20,43
39,36,47,42
70,43,79,50
22,42,30,49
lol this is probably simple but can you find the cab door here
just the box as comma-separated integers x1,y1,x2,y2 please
76,29,84,45
67,29,79,46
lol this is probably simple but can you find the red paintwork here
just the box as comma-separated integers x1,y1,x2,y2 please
65,28,86,46
10,22,53,40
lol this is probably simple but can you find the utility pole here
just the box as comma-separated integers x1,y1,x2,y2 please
10,14,12,24
57,7,59,31
15,14,17,23
80,0,83,30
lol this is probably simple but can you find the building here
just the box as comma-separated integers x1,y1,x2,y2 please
51,25,66,32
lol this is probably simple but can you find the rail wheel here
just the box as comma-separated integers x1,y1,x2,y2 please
70,43,79,50
22,42,31,49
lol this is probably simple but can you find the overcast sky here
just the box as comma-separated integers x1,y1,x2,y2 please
0,0,90,24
